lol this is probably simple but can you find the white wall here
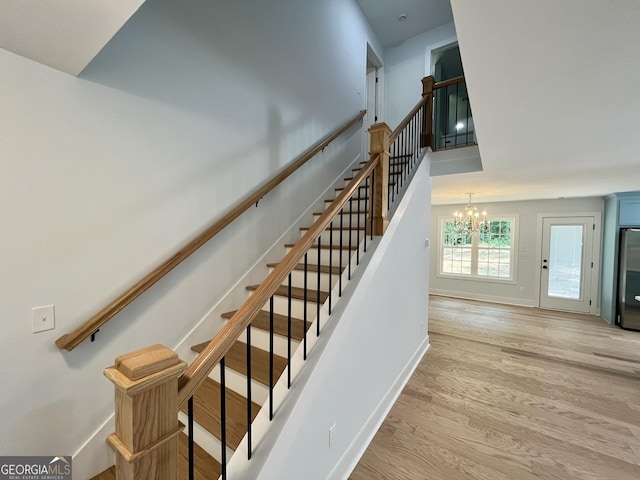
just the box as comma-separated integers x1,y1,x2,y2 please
230,157,431,480
0,0,382,476
430,197,604,307
384,22,457,129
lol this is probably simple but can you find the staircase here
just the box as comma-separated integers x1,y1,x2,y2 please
92,163,369,480
96,77,435,479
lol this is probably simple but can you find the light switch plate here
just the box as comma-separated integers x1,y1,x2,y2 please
32,305,55,333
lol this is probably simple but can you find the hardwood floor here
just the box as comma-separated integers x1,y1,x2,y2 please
350,296,640,480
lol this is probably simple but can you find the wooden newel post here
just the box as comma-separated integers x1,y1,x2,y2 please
368,122,392,236
104,344,187,480
421,76,435,149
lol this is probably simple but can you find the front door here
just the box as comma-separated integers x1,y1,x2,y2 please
539,216,595,313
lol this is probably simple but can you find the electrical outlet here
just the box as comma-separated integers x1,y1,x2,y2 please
32,305,55,333
329,423,336,448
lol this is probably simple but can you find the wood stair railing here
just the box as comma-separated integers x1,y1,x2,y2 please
98,77,437,480
55,110,366,352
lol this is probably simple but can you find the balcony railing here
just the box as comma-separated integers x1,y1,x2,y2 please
432,75,476,150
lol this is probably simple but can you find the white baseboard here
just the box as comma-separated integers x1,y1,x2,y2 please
72,415,114,479
330,337,430,480
429,289,536,308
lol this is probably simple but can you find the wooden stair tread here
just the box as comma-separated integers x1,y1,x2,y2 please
246,284,329,304
180,377,260,451
89,466,115,480
222,309,311,341
178,432,221,480
314,210,369,216
300,226,365,232
324,196,368,203
191,341,287,387
266,262,342,276
284,242,357,251
89,435,222,480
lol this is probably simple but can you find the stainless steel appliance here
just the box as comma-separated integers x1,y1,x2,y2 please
618,228,640,330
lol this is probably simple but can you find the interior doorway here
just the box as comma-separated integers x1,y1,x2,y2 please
365,44,383,151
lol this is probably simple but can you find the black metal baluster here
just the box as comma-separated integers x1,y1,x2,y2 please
287,272,292,388
389,143,394,206
363,176,368,253
416,111,420,156
434,89,439,150
466,87,472,146
220,357,227,480
370,169,375,240
303,253,308,360
356,192,361,265
406,125,410,181
348,197,353,280
316,235,321,336
188,396,194,480
339,206,344,297
455,82,460,148
393,134,404,196
246,325,252,460
329,220,333,314
269,295,274,421
445,86,450,149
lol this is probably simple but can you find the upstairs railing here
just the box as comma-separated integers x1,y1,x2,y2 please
432,75,476,150
55,110,366,352
102,76,456,479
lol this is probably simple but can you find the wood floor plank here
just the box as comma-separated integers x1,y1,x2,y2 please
350,296,640,480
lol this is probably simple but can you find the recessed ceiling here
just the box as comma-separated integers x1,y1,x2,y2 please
356,0,453,48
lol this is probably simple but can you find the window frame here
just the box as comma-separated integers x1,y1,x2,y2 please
437,214,519,284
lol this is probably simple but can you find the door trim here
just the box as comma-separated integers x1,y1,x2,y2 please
534,212,602,315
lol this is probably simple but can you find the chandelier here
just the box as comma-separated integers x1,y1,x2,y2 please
453,194,487,235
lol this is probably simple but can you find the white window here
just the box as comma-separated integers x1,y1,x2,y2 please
439,216,517,282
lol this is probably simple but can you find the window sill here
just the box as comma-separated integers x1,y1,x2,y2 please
436,272,517,285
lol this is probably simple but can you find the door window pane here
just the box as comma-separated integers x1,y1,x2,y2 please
548,225,583,299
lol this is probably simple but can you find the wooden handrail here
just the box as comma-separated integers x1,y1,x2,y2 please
177,153,381,406
433,75,465,90
390,75,466,145
390,95,430,144
56,110,366,352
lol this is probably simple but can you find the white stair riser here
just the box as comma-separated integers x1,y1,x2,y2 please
271,266,339,291
236,326,301,361
285,245,357,267
178,412,234,465
208,363,269,406
260,293,325,321
324,197,369,212
314,211,367,226
300,228,366,248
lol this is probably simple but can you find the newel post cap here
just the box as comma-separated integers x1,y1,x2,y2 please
422,75,435,96
104,344,187,395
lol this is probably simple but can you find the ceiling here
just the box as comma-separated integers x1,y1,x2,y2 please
3,0,638,206
0,0,144,75
356,0,453,48
359,0,640,206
